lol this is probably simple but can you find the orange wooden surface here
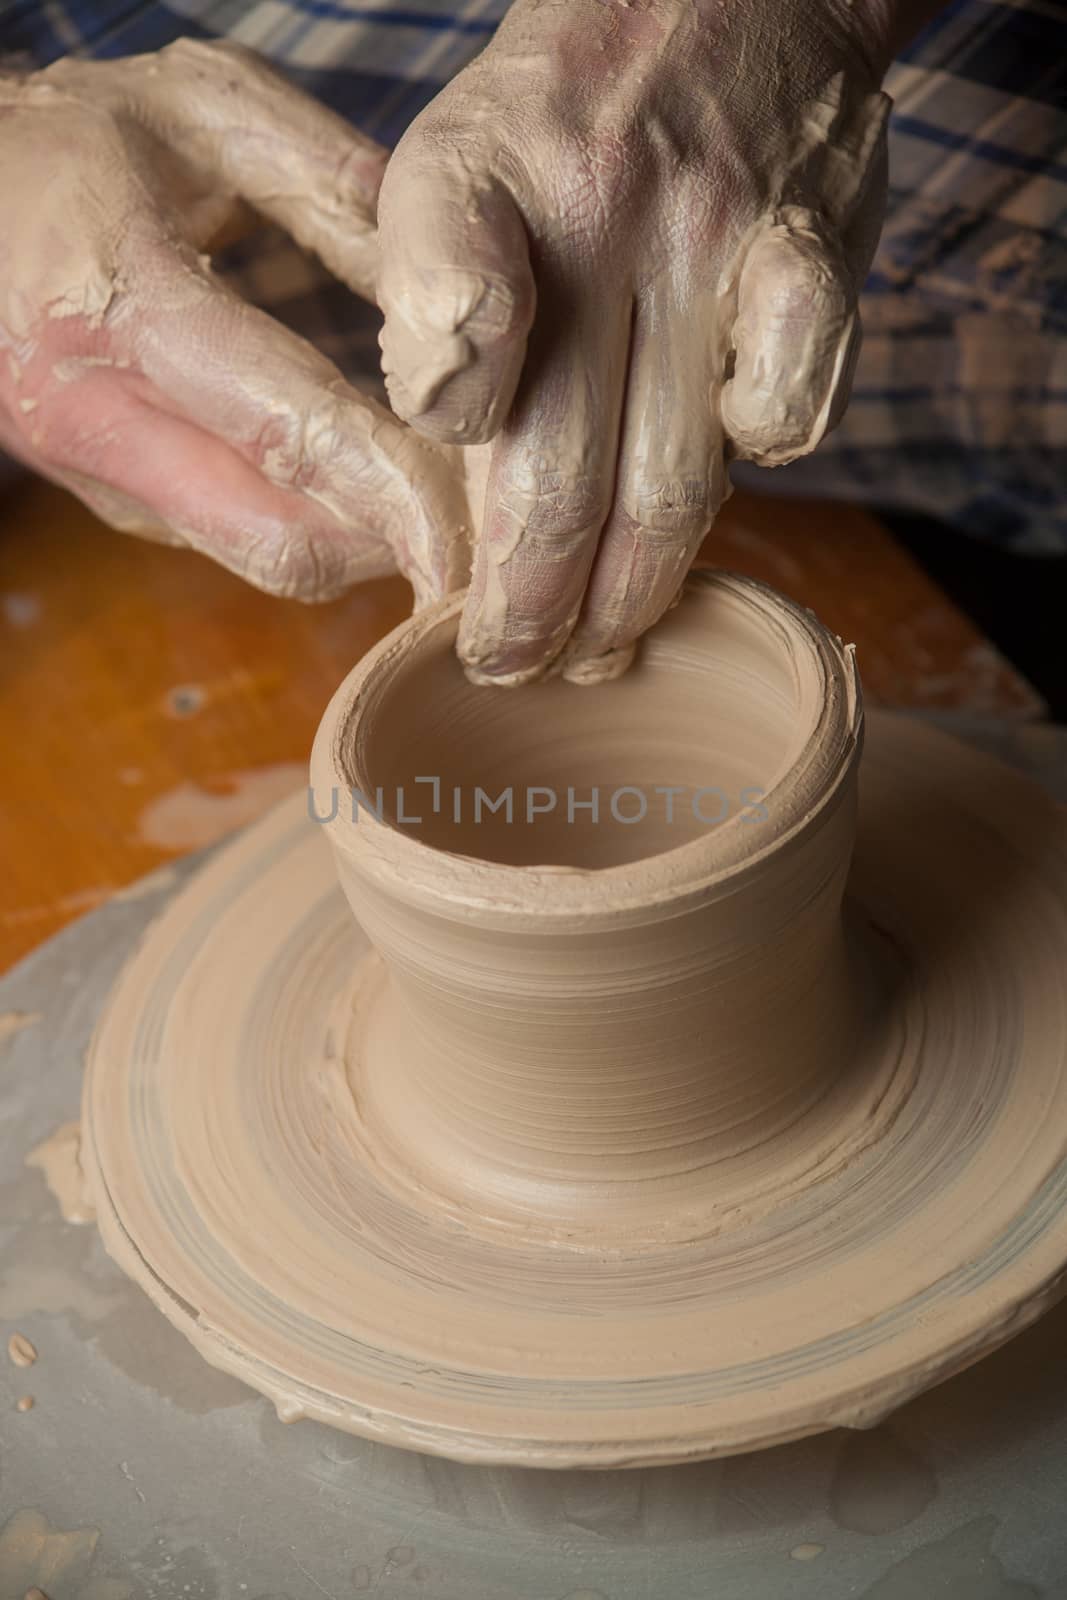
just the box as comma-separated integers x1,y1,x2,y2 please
0,476,1040,973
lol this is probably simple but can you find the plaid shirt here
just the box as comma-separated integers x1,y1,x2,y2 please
2,0,1064,549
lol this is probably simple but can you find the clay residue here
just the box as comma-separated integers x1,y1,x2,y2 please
135,763,305,851
27,1122,96,1225
8,1331,37,1367
0,1510,96,1598
376,0,889,683
0,1012,42,1047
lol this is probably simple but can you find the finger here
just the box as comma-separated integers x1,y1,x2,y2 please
376,131,536,442
563,280,728,678
31,364,400,598
47,40,389,302
55,472,183,544
95,238,472,602
0,363,175,540
720,207,858,466
457,265,630,684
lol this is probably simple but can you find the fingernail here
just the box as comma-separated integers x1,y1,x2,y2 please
462,659,549,688
560,641,636,686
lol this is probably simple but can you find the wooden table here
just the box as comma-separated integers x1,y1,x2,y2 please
0,476,1041,974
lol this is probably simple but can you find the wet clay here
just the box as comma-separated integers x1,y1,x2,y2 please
7,1333,37,1368
376,0,893,683
81,573,1067,1467
0,43,481,612
26,1122,95,1225
0,1510,99,1600
0,1012,41,1046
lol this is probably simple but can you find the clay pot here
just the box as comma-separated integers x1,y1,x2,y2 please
310,571,862,1238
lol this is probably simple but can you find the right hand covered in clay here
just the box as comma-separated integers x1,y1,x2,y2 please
0,42,473,606
377,0,897,683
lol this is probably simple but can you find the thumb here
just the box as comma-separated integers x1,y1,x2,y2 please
721,207,859,467
47,41,389,302
376,125,536,444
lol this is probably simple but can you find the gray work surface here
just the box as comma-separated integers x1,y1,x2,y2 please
2,714,1067,1600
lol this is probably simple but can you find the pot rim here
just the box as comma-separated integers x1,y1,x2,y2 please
309,571,862,922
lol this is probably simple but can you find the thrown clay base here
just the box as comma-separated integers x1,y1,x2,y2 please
82,578,1067,1468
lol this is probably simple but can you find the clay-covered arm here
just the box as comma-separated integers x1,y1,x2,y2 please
377,0,943,685
0,42,473,606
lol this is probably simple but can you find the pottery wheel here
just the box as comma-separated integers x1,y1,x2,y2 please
81,711,1067,1470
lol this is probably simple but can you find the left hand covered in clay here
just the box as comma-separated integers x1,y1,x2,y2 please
377,0,893,683
0,42,478,607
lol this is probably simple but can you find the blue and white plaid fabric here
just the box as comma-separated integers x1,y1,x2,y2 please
2,0,1065,548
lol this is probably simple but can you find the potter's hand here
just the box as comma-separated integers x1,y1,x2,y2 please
377,0,892,682
0,43,471,604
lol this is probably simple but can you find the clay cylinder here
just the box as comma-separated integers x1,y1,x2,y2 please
310,572,862,1236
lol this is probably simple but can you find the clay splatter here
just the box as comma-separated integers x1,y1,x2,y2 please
0,1012,41,1047
8,1332,37,1367
136,764,305,851
0,1510,97,1598
26,1122,96,1225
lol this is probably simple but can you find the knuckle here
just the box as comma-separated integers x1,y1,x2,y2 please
254,393,344,491
540,134,631,243
234,526,337,600
585,129,631,196
37,405,116,473
496,460,611,545
163,37,258,79
624,477,711,540
254,404,312,489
